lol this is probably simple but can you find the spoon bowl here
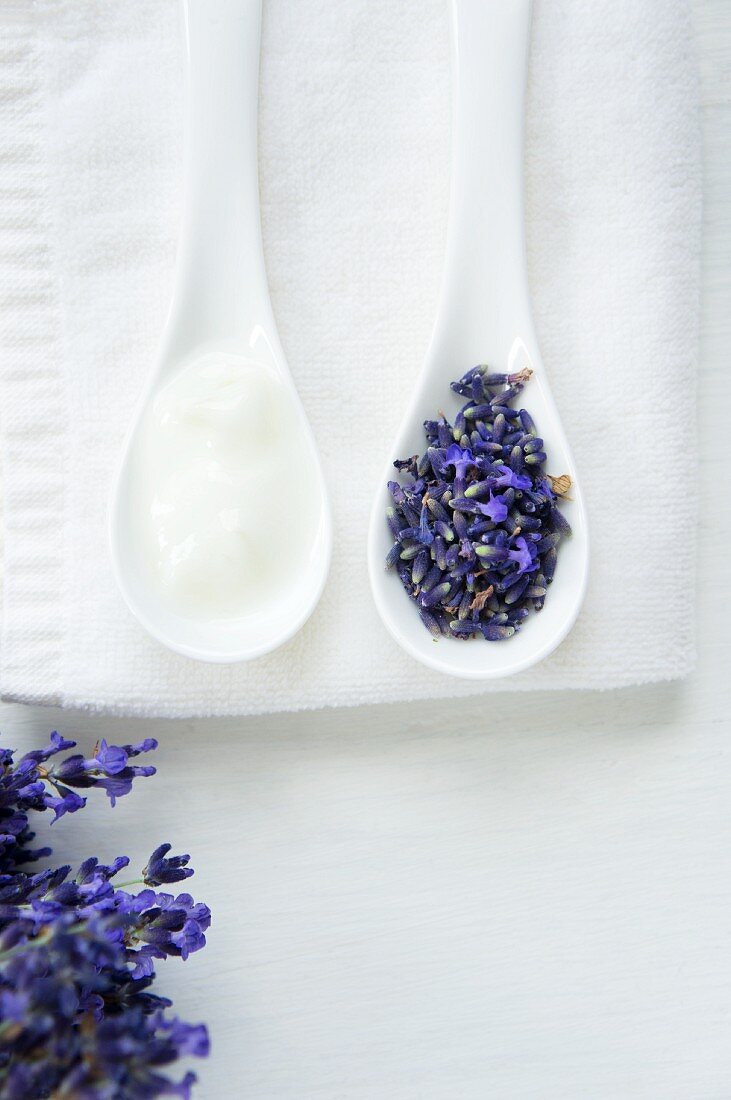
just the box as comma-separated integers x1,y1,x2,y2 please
367,0,588,679
110,0,331,663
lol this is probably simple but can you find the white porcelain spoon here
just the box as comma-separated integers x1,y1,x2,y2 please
110,0,331,663
368,0,588,679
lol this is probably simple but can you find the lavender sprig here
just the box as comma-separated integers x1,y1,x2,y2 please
386,365,572,640
0,733,210,1098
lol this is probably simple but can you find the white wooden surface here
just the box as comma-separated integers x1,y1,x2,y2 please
1,3,729,1096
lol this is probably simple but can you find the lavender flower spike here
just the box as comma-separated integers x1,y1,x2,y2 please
0,733,210,1097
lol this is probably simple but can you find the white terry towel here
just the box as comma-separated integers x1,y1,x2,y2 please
0,0,701,717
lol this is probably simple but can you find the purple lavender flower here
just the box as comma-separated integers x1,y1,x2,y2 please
493,464,531,492
144,843,194,887
50,737,158,806
474,491,509,524
507,536,535,575
444,443,478,480
44,786,86,823
0,734,210,1097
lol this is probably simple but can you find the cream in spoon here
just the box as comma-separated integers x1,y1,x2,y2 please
127,351,319,622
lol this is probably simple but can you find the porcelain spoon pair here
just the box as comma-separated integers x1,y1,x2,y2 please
110,0,588,676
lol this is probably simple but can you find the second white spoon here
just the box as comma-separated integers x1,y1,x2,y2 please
368,0,588,679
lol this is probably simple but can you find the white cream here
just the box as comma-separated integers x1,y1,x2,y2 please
130,352,319,620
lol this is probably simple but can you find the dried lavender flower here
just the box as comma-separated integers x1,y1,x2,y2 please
385,364,571,641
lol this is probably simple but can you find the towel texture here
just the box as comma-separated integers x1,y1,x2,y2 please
0,0,701,716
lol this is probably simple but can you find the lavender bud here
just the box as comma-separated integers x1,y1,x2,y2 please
457,592,473,620
513,514,541,531
386,508,402,540
550,506,572,536
452,510,468,540
437,423,452,448
482,623,516,641
426,497,450,523
474,544,508,562
536,532,561,554
434,537,447,571
504,576,530,605
421,564,443,593
449,619,479,637
490,383,522,406
464,403,492,420
543,546,558,583
519,408,536,435
421,582,452,608
419,608,442,637
385,543,401,570
464,479,492,499
417,452,433,478
412,550,430,585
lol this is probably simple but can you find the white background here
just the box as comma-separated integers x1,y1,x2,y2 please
1,1,729,1096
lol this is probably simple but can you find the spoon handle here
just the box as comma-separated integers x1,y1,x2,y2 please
169,0,269,356
437,0,533,366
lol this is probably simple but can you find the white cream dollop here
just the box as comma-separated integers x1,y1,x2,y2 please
130,352,319,620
